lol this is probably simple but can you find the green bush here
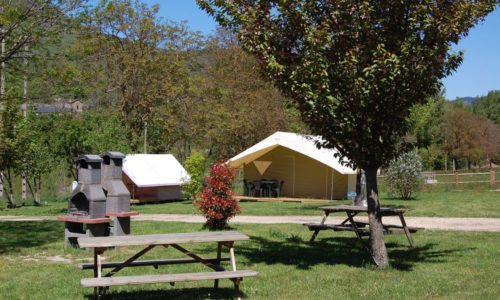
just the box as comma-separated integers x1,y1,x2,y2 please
386,151,423,199
182,151,206,200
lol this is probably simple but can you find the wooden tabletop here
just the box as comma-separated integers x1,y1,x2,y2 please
57,216,112,224
78,231,250,248
319,205,409,214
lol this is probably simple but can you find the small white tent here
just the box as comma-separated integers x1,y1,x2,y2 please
228,132,357,199
122,154,190,202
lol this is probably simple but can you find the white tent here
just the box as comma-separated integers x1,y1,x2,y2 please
228,132,357,199
122,154,190,202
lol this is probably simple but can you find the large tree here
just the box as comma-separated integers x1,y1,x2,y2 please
442,108,484,170
197,0,498,267
473,90,500,125
196,30,298,159
80,0,203,139
0,0,81,64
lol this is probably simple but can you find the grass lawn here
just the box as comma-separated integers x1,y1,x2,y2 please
0,220,499,299
1,190,499,218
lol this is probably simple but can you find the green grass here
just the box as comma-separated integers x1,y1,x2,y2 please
1,190,499,218
0,220,499,299
132,190,500,218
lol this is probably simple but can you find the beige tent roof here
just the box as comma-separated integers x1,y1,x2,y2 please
228,131,356,175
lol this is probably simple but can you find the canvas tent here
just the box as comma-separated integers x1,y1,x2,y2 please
122,154,190,203
228,132,357,200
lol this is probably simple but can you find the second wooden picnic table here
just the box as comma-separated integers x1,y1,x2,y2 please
304,205,422,247
78,231,258,299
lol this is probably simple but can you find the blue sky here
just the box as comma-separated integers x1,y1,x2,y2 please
149,1,499,100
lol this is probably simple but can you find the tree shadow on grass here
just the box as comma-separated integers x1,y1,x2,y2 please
0,221,62,254
84,287,243,300
237,234,473,271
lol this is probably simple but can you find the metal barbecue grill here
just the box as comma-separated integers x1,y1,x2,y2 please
101,151,137,235
58,155,111,247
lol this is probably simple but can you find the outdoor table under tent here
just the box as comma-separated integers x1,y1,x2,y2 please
227,132,358,202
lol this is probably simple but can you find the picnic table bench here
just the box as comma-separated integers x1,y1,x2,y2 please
78,231,258,299
304,205,423,247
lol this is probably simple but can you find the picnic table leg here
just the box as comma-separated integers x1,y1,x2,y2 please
346,212,363,241
93,248,104,299
340,212,358,225
310,211,330,242
214,242,222,289
398,213,415,248
228,243,242,295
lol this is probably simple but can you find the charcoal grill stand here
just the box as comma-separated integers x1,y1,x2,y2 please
101,152,138,236
59,155,109,248
58,216,111,248
106,211,138,236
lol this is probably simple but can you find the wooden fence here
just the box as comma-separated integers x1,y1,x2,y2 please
378,170,498,189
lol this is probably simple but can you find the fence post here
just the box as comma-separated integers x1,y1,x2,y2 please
454,172,459,188
491,171,496,187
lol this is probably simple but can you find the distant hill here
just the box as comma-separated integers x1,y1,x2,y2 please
452,96,476,105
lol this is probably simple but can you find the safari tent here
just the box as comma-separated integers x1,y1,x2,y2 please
122,154,190,203
228,132,357,200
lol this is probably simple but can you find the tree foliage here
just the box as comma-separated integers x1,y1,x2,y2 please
0,0,81,65
197,0,498,267
442,108,484,169
80,0,204,136
407,94,445,149
473,90,500,125
15,110,56,204
194,30,300,158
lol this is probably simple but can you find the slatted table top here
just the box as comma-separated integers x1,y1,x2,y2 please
319,205,409,214
78,231,250,248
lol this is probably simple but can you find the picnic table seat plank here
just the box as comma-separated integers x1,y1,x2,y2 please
79,258,231,270
78,231,249,248
350,220,423,232
81,270,258,288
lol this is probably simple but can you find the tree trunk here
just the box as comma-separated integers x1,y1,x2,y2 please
35,176,41,206
365,166,389,268
353,169,363,206
5,168,15,208
0,170,3,199
32,176,40,206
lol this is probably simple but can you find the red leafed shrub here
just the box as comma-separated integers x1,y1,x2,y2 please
194,161,240,230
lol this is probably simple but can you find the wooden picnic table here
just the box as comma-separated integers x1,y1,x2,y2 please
304,205,422,248
78,231,258,299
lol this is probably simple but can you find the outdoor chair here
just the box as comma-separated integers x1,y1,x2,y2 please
271,180,284,197
251,180,263,197
243,179,250,196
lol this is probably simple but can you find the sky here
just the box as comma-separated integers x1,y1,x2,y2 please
148,1,500,100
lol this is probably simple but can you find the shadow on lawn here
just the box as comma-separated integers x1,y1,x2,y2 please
85,287,243,300
238,235,472,271
0,221,62,253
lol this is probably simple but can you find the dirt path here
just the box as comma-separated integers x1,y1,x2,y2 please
1,214,499,232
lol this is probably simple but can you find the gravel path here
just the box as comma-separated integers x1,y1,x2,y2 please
1,214,499,232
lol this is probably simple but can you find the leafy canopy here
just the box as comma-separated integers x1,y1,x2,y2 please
197,0,497,170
